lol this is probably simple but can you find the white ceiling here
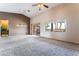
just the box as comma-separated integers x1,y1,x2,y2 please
0,3,60,18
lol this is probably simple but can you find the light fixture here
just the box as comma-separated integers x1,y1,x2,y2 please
32,3,49,11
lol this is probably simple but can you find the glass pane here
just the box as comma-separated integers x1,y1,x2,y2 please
57,22,61,29
53,23,55,30
61,22,65,29
47,23,51,29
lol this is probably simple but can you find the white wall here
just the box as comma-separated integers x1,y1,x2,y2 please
31,4,79,44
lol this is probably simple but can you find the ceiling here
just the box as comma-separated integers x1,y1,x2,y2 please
0,3,60,18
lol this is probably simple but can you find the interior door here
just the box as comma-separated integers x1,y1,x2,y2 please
32,23,40,35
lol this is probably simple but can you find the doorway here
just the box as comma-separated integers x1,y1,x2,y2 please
0,20,9,36
31,23,40,35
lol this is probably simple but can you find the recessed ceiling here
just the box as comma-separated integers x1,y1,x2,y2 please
0,3,61,18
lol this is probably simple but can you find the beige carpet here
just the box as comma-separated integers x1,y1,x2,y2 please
0,35,78,56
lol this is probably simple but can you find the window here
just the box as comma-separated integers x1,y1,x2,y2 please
45,22,52,31
53,21,66,32
46,23,51,30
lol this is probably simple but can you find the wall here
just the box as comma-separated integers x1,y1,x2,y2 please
0,12,30,36
31,4,79,44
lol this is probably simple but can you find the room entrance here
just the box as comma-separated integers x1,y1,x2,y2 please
31,23,40,35
0,20,9,36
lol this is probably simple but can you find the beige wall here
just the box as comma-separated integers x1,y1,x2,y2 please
31,4,79,44
0,12,30,36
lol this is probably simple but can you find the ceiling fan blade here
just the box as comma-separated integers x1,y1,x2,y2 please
43,5,49,8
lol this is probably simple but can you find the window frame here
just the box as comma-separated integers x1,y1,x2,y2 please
53,20,66,32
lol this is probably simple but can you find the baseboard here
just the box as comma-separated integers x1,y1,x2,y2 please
39,36,79,45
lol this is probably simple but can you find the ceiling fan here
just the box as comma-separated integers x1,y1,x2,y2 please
32,3,49,11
